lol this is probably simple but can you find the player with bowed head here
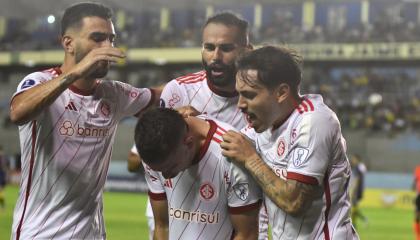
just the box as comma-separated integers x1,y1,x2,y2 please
135,108,262,240
128,11,270,240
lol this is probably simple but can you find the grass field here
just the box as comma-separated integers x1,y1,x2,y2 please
0,185,413,239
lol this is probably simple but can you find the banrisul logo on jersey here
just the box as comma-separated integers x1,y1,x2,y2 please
59,120,110,137
169,208,220,224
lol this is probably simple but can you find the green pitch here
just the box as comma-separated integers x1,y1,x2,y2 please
0,185,413,239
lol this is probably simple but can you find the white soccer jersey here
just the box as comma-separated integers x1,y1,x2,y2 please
160,70,246,127
11,68,153,239
160,71,269,239
243,94,358,240
144,117,262,240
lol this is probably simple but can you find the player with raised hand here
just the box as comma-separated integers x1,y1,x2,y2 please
10,3,160,239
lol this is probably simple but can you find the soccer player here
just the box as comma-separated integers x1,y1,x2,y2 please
221,45,359,239
135,108,262,239
413,165,420,240
129,12,269,239
349,154,368,229
9,3,160,239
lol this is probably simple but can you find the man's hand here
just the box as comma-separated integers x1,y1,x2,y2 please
220,130,259,167
176,105,200,118
69,47,125,79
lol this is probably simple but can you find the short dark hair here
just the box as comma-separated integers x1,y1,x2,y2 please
236,45,303,92
134,108,187,165
61,2,113,36
203,11,249,45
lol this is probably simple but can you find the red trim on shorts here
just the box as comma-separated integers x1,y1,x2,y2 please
148,191,167,201
228,199,262,214
322,172,332,240
287,172,318,185
16,120,37,240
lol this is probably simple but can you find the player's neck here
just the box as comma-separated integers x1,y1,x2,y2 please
185,117,210,160
206,79,238,97
272,96,303,130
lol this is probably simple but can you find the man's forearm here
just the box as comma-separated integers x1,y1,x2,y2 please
245,156,312,216
10,74,77,125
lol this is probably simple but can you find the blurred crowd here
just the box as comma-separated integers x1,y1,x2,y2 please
1,2,420,135
303,68,420,134
2,4,420,51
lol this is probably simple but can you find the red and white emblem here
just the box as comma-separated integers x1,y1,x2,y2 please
100,102,110,117
199,182,215,201
277,138,286,157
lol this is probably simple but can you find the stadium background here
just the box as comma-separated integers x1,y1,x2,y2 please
0,0,417,239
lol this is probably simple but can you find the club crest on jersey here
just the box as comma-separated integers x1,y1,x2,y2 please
292,147,310,167
277,137,287,158
199,182,216,201
20,79,36,90
233,183,249,201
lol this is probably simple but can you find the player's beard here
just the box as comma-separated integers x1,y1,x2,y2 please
75,46,109,79
202,59,236,88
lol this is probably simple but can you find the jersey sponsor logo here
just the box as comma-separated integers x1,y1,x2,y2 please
292,147,310,167
168,93,181,108
65,101,78,112
232,183,249,201
20,79,36,90
59,120,110,137
272,165,287,180
277,138,287,158
169,207,220,224
199,182,216,201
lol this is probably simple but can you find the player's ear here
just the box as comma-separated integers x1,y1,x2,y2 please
61,35,75,54
183,135,194,149
276,83,290,103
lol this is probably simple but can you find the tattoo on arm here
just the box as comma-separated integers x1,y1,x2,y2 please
246,157,317,215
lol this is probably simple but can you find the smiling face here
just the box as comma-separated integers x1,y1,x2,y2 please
201,23,247,91
236,69,284,133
